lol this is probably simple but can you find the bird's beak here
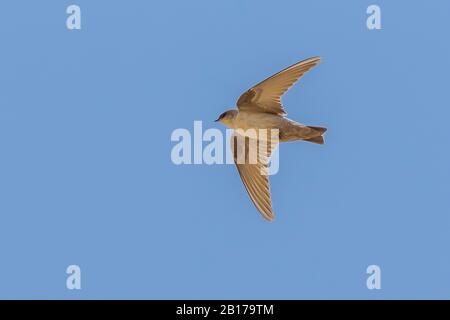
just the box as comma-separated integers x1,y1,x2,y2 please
214,118,219,122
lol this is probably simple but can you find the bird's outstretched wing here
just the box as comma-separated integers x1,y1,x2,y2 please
231,132,278,221
236,56,321,116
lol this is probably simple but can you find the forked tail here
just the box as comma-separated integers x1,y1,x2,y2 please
304,126,327,144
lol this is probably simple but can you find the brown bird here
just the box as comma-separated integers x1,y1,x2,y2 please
215,57,326,221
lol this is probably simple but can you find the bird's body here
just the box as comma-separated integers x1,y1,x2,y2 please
216,56,326,221
225,110,325,143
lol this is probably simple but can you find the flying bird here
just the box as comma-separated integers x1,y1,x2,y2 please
215,56,326,221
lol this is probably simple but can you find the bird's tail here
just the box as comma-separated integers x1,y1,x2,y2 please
303,126,327,145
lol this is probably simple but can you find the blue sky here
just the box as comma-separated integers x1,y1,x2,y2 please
0,0,449,299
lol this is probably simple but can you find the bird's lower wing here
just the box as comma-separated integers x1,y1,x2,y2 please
231,132,278,221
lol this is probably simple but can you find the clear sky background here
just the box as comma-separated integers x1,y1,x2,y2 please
1,0,449,299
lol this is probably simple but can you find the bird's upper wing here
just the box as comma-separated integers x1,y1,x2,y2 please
236,56,321,116
231,132,278,221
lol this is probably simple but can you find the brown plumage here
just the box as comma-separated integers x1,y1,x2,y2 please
216,57,326,221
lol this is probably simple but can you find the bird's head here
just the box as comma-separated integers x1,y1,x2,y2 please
214,109,238,127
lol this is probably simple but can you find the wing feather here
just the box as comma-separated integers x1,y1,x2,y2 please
236,56,321,115
231,133,278,221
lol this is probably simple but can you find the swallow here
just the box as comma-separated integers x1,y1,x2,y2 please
215,57,326,221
